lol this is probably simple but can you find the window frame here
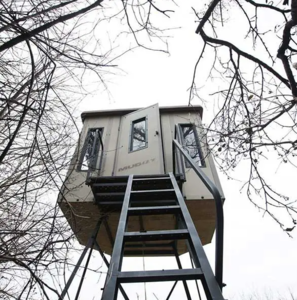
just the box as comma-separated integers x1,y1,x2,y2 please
129,117,148,153
178,123,206,168
77,127,104,172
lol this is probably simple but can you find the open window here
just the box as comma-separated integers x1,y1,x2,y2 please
129,117,147,152
179,124,206,168
78,128,103,171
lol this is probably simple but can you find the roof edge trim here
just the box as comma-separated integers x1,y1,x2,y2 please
81,105,203,122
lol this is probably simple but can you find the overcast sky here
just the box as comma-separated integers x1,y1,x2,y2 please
70,2,297,299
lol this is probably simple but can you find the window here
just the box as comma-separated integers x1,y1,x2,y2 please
78,128,103,171
179,124,205,168
130,117,147,152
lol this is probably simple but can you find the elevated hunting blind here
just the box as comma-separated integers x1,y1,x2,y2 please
58,104,225,300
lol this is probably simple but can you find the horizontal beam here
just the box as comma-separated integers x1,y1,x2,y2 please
123,250,175,256
131,189,175,194
128,205,180,216
125,242,174,248
118,269,203,283
95,192,124,197
97,200,177,206
124,229,189,242
92,183,127,187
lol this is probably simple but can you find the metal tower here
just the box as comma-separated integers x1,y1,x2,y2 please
59,132,224,300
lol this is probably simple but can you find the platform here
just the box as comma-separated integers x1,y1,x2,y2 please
59,174,216,256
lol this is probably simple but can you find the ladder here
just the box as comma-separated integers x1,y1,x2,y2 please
101,172,224,300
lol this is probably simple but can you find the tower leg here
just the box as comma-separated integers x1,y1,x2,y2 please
165,281,178,300
74,235,96,300
59,218,103,300
172,242,192,300
94,241,130,300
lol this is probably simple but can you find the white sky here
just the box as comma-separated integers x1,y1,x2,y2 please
68,1,297,299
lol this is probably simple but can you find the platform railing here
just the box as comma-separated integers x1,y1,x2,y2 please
172,125,224,290
172,124,186,181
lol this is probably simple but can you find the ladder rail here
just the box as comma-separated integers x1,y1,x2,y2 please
169,172,223,300
101,171,224,300
172,137,224,290
101,175,134,300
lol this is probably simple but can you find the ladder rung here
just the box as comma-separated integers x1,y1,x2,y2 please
134,174,170,179
124,229,189,242
97,200,177,206
131,189,175,194
128,205,180,216
118,268,203,283
133,177,170,181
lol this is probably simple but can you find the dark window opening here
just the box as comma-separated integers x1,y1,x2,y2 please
130,117,147,152
78,128,103,171
180,124,205,168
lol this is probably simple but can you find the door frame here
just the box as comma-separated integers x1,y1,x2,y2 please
112,104,164,176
